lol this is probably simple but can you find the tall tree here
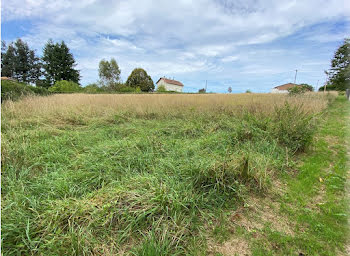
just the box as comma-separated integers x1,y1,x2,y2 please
42,40,80,87
125,68,154,92
1,39,42,84
327,38,350,91
98,58,121,89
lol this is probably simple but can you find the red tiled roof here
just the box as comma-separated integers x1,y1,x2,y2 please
274,83,300,90
1,77,16,81
156,77,184,87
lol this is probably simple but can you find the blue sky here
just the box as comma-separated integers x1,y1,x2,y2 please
2,0,349,92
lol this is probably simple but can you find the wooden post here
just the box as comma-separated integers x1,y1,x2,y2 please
346,89,350,101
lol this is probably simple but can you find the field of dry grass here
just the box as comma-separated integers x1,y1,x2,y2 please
2,92,334,125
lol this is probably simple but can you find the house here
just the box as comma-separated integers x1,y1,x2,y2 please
1,77,16,81
156,77,184,92
271,83,300,93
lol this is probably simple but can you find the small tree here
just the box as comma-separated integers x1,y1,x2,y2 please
42,40,80,87
245,89,251,93
228,86,232,93
125,68,154,92
98,58,121,89
48,80,81,93
198,88,206,93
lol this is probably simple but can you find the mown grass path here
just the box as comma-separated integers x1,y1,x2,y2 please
259,96,350,255
210,96,350,256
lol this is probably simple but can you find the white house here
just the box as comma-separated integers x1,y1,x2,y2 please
271,83,299,93
156,77,184,92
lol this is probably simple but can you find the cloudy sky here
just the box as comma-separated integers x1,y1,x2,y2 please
2,0,350,92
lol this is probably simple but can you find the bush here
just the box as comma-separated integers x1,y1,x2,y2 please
118,86,137,93
272,102,315,152
1,80,50,101
83,83,103,93
318,84,336,91
48,80,82,93
157,85,167,92
288,86,307,95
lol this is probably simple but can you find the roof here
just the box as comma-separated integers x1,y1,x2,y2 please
1,77,16,81
274,83,300,90
156,77,184,87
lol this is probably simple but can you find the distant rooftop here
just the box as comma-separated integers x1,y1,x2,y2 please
156,77,184,87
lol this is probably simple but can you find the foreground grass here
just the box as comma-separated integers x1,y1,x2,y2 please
1,93,340,255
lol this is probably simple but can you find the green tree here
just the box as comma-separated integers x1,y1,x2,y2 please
299,83,314,91
42,40,80,87
1,39,42,84
327,38,350,91
98,58,121,89
125,68,154,92
48,80,81,93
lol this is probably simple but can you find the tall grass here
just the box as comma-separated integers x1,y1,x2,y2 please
1,93,336,255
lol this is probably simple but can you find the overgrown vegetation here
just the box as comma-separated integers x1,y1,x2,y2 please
1,79,50,101
1,93,340,255
48,80,82,93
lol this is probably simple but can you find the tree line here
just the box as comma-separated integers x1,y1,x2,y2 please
321,38,350,91
1,38,155,93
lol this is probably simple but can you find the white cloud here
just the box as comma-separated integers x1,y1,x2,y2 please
2,0,350,91
221,55,239,62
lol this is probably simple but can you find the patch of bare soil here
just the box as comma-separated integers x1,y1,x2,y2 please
232,196,295,236
208,237,250,256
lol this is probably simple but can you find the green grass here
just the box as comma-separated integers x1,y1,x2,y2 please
1,93,346,255
249,96,350,255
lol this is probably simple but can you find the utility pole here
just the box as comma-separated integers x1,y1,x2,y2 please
294,69,298,84
316,80,319,91
205,80,207,92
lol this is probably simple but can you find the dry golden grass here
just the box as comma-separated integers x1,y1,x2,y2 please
2,92,336,126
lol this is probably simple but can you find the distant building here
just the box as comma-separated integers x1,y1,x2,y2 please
1,77,16,81
156,77,184,92
271,83,300,93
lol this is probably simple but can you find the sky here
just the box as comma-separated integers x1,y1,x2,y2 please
1,0,350,93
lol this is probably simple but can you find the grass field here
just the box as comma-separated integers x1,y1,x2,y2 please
2,92,348,255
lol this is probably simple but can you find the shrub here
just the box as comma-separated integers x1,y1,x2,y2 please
198,88,206,93
1,80,33,101
288,85,307,95
83,83,103,93
318,84,336,91
1,80,50,101
118,86,137,93
272,102,315,152
245,89,252,93
157,85,167,92
299,83,314,91
48,80,82,93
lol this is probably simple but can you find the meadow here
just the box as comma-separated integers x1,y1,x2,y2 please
2,92,348,255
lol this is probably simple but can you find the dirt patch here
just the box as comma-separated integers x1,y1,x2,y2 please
208,237,250,256
231,196,295,236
